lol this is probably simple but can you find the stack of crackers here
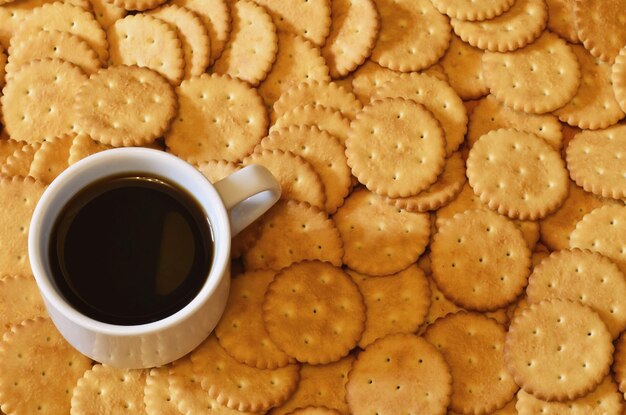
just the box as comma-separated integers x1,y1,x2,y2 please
0,0,626,412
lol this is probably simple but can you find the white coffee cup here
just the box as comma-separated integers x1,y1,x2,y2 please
28,148,280,368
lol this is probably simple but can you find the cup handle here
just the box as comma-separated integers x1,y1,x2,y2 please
213,164,281,236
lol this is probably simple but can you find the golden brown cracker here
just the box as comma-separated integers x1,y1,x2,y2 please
272,80,362,123
566,125,626,200
6,30,101,77
431,209,531,311
28,134,73,184
191,335,300,412
321,0,379,78
370,0,451,72
258,33,330,106
467,95,562,150
18,2,108,63
77,65,177,147
1,59,87,143
451,0,547,52
554,45,625,129
107,0,167,11
527,248,626,338
546,0,579,44
333,188,430,276
263,261,365,364
613,46,626,113
430,0,515,21
386,152,466,213
0,138,26,166
71,364,148,414
0,275,46,330
270,104,350,145
424,312,518,414
147,4,211,79
243,149,326,209
68,133,110,165
107,14,185,85
440,35,489,100
144,367,180,415
574,0,626,63
505,299,613,401
260,125,351,213
0,318,92,415
467,129,569,220
243,200,343,271
346,334,452,415
212,0,277,86
373,72,468,156
165,73,267,163
0,176,45,275
215,270,294,369
348,265,430,348
1,142,41,177
251,0,331,47
90,0,126,29
482,32,581,114
270,356,353,415
346,98,446,197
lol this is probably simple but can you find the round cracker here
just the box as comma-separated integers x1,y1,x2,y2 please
107,14,185,85
242,149,326,210
431,0,515,21
0,318,92,415
516,375,623,415
348,265,431,348
373,72,468,156
574,0,626,63
258,33,330,107
71,364,147,414
190,335,300,412
90,0,126,29
546,0,579,44
554,45,625,129
215,270,294,369
385,152,466,213
77,65,177,147
260,125,352,213
467,95,562,150
270,356,354,415
243,200,344,271
1,142,41,177
28,134,73,184
1,58,87,143
169,0,230,64
333,188,431,276
68,133,110,165
440,35,489,101
613,46,626,113
270,104,350,145
346,98,446,198
165,73,267,163
467,129,569,220
272,80,362,123
18,2,108,63
482,32,581,114
321,0,379,78
527,249,626,339
144,367,180,415
371,0,451,72
251,0,331,47
6,30,101,77
431,209,531,311
566,125,626,200
505,299,613,401
539,182,617,251
263,260,365,364
424,312,518,414
147,4,211,79
212,0,277,86
346,334,452,415
569,205,626,274
451,0,548,52
169,356,254,415
0,275,46,330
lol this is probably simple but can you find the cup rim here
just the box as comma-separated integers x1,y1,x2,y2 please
28,147,231,336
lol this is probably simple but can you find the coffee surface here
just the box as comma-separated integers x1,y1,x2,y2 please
49,175,213,325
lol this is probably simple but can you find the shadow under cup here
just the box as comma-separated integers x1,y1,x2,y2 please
29,148,232,368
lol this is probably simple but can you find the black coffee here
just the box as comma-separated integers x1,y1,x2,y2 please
49,175,214,325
